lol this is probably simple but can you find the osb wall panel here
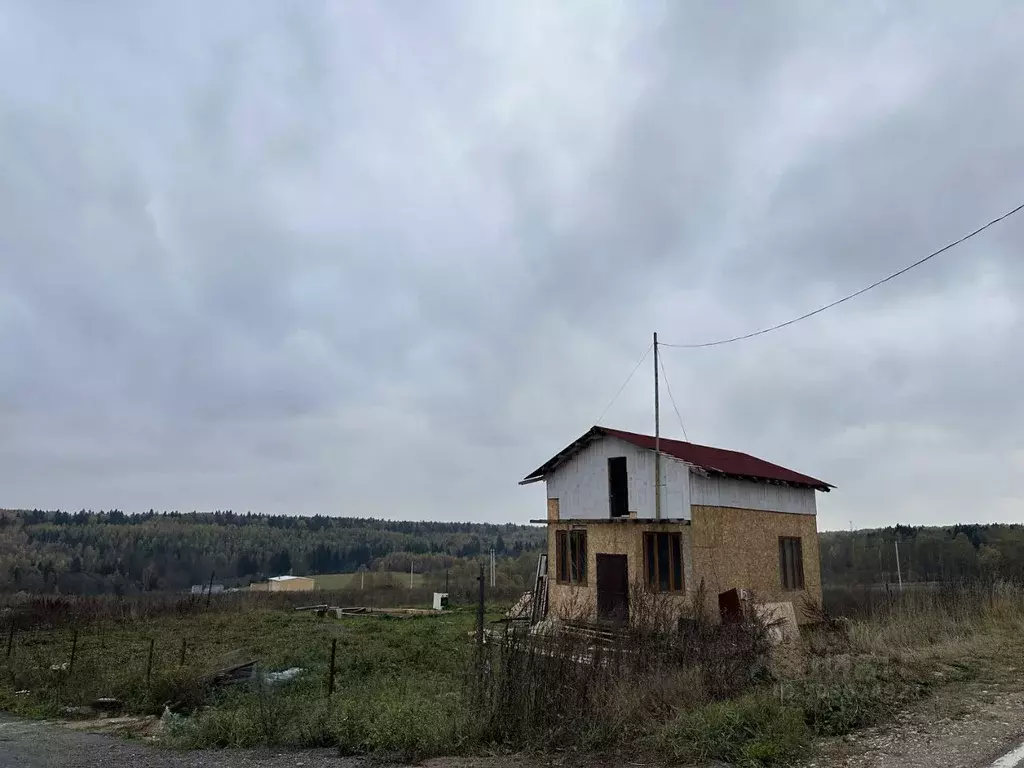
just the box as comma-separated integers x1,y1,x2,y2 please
547,498,560,521
546,521,693,620
689,505,822,623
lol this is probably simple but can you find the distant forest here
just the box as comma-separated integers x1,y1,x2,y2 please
5,510,1020,597
820,524,1024,586
0,509,547,595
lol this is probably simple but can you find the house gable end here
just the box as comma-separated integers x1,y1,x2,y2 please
542,435,691,521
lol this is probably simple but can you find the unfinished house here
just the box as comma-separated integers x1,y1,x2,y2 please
522,426,833,625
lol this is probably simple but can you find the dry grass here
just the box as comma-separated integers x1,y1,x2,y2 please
776,582,1024,744
468,580,780,753
826,581,1024,659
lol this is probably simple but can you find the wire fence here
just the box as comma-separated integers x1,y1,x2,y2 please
2,623,226,713
0,580,524,633
0,586,507,714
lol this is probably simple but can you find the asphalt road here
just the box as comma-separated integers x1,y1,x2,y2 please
0,714,351,768
0,714,537,768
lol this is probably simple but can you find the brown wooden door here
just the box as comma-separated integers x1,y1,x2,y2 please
596,554,629,624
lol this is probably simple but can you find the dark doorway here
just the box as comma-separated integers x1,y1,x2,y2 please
607,457,628,518
596,554,629,624
718,588,743,624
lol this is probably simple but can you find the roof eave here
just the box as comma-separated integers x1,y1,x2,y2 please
520,425,834,491
697,467,833,492
519,426,605,485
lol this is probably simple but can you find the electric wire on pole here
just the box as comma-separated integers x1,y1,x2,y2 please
660,202,1024,349
658,354,689,441
595,343,653,425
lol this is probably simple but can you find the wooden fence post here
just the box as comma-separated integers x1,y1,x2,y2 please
179,638,187,666
145,638,155,687
68,630,78,675
476,563,485,649
4,623,14,659
327,638,337,697
205,570,216,608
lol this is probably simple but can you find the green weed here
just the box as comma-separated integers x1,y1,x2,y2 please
655,694,810,767
791,658,933,736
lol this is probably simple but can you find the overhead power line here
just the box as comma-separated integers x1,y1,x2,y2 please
595,343,652,425
658,354,688,441
660,201,1024,349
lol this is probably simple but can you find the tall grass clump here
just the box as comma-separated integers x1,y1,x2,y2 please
171,678,467,761
655,693,810,767
822,579,1024,656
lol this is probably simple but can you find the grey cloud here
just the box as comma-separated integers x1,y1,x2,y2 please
1,1,1023,527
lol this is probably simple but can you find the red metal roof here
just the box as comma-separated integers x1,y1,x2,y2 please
521,426,832,491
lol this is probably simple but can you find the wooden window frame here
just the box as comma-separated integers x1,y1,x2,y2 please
555,529,587,586
779,536,805,590
644,532,685,593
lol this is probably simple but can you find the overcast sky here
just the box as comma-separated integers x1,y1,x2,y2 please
1,2,1023,531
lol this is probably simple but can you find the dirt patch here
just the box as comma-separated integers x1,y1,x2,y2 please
63,714,162,738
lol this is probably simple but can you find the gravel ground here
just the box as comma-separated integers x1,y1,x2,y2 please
0,714,351,768
808,674,1024,768
0,714,540,768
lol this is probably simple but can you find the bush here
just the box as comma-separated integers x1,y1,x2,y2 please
467,581,779,753
170,679,466,761
334,684,466,760
143,669,207,715
655,694,810,767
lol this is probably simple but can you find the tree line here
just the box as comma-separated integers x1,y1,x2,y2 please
11,510,1013,597
0,509,547,595
820,523,1024,586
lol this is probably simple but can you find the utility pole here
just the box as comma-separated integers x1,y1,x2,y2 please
654,331,661,520
895,540,903,592
360,568,364,591
490,548,495,587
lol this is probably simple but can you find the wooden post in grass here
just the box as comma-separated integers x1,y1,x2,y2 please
327,638,337,697
179,638,187,666
205,570,216,608
68,630,78,675
476,563,485,649
5,623,13,659
145,638,155,687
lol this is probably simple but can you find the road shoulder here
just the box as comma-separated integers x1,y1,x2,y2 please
808,669,1024,768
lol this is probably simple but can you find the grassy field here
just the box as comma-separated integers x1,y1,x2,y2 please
2,583,1024,764
0,604,489,756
